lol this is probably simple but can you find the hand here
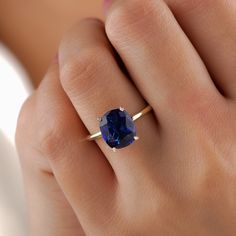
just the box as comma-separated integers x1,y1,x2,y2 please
16,0,236,235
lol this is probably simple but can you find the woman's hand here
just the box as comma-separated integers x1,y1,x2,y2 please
16,0,236,235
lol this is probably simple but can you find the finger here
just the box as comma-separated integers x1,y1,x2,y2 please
16,86,85,234
58,18,159,183
165,0,236,99
105,0,222,125
16,59,114,235
19,155,85,236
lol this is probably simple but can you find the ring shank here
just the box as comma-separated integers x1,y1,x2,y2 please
87,105,152,141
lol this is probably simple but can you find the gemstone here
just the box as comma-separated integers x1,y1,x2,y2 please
99,108,136,149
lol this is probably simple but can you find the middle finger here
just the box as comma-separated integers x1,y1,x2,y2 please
105,0,222,126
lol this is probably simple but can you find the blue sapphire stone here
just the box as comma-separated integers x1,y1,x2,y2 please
99,109,136,149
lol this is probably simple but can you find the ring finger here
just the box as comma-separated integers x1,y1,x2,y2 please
58,18,159,183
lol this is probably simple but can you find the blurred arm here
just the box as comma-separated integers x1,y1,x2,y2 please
0,0,103,87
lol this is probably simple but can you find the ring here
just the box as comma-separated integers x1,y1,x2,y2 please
87,105,152,150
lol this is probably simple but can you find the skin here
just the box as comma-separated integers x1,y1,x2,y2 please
15,0,236,235
0,0,103,86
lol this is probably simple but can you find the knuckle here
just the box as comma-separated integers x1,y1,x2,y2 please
15,93,50,171
16,81,71,168
37,112,67,159
60,47,108,96
17,92,68,161
15,94,36,149
106,0,158,43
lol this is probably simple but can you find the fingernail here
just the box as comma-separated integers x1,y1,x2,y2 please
103,0,113,15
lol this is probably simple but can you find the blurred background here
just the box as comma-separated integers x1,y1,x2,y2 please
0,43,32,236
0,1,103,235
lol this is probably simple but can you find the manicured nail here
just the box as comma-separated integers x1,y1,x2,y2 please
103,0,113,15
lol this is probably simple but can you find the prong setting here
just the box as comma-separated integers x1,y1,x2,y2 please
134,136,139,141
97,117,102,122
112,148,117,152
119,107,125,112
100,108,136,149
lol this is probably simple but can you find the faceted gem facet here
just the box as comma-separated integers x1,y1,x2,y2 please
99,109,136,149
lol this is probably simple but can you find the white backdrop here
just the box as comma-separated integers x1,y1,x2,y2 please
0,43,32,236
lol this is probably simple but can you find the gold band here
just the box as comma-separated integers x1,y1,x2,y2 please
87,105,152,141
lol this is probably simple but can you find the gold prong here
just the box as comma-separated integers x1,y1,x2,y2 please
119,107,125,111
97,117,102,121
112,148,117,152
134,136,139,141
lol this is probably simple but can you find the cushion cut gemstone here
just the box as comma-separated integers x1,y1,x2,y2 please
99,108,136,149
